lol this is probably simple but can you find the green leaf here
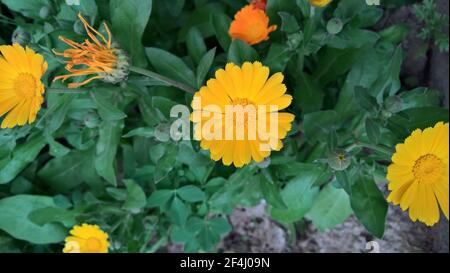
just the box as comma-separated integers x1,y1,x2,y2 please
263,43,292,72
168,197,189,227
303,110,340,143
196,48,216,88
1,0,50,19
90,92,127,121
294,72,324,113
259,175,287,209
147,190,174,208
187,27,207,65
313,47,366,86
37,150,90,192
123,179,147,210
387,107,449,140
350,175,388,238
269,166,321,223
0,134,46,184
0,195,66,244
306,183,353,231
110,0,153,67
379,24,410,44
211,13,232,51
400,87,441,110
177,185,205,203
146,47,196,87
171,226,195,243
95,120,124,185
151,96,178,118
327,28,379,49
370,46,403,101
123,127,155,138
365,118,381,144
29,207,77,228
228,39,259,65
354,86,379,112
278,12,300,34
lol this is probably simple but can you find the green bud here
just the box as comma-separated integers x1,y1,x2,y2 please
327,149,351,171
154,123,171,142
11,27,31,46
287,32,303,50
73,19,84,35
327,18,343,35
39,6,51,19
83,112,101,128
384,96,403,113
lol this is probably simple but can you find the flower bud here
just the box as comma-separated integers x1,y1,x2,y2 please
39,6,51,19
11,27,31,46
327,18,343,35
384,96,403,114
154,123,171,142
84,112,101,128
327,149,351,171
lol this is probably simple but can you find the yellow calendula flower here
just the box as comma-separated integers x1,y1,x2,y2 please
0,44,47,129
309,0,332,8
191,61,295,168
63,224,110,253
387,122,449,226
53,13,130,89
229,4,277,45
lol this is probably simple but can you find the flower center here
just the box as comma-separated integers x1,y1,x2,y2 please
14,73,36,98
413,154,444,184
86,237,102,251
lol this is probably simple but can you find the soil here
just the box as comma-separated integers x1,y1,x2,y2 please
219,2,450,253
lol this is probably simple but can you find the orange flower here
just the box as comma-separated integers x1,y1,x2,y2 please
53,13,130,89
229,4,277,46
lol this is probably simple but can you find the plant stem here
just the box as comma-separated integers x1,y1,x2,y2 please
346,141,393,157
130,66,196,94
47,88,86,94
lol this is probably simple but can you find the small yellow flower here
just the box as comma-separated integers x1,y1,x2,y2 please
63,224,110,253
229,4,277,46
387,122,449,226
53,13,130,89
0,44,47,129
191,62,295,168
309,0,332,8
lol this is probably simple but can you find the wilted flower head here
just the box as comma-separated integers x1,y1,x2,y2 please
53,13,130,89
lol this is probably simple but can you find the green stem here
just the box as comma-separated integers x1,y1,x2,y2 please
346,141,393,157
47,88,86,94
130,66,196,94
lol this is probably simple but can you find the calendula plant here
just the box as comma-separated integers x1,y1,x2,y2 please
0,0,448,253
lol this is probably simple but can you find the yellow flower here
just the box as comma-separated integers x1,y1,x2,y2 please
387,122,449,226
191,61,295,168
309,0,332,8
53,13,130,89
229,4,277,46
0,44,47,129
63,224,110,253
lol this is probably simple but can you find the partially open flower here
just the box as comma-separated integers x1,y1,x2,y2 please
53,13,130,89
229,4,277,46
